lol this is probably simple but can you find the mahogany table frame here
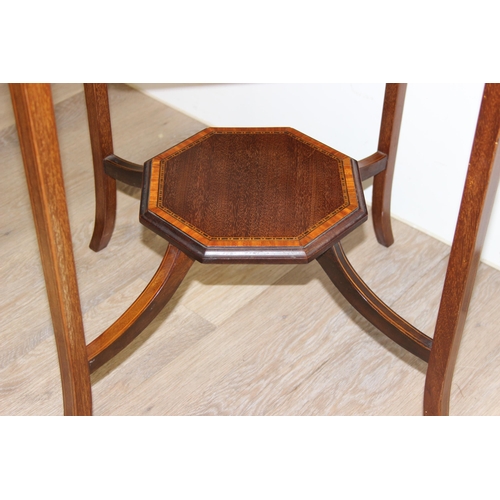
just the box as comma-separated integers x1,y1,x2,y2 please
9,83,500,416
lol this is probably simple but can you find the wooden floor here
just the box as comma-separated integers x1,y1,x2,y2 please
1,83,499,416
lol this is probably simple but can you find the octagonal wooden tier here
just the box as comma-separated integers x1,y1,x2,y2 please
140,127,367,263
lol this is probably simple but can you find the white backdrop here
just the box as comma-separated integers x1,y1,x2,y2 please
132,83,500,270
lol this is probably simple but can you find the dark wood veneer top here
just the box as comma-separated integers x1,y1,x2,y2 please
141,127,366,263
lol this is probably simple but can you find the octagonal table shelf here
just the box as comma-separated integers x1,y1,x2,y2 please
140,127,367,264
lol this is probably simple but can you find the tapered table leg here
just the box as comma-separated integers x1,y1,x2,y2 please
10,84,92,416
84,83,117,252
372,83,406,247
424,83,500,415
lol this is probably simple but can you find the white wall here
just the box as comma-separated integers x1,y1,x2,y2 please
132,83,500,270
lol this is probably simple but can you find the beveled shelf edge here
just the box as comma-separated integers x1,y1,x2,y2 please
140,204,367,264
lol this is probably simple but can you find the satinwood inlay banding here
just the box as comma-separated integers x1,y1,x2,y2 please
141,127,366,263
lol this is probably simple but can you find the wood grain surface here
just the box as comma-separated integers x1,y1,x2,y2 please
372,83,407,247
87,244,194,372
141,127,366,263
424,83,500,415
84,83,117,252
317,242,432,362
155,128,350,239
1,83,499,415
9,84,92,415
